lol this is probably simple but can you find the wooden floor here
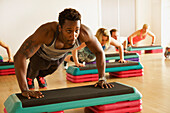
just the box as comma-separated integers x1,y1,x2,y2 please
0,53,170,113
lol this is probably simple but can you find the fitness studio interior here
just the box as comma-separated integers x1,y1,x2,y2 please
0,0,170,113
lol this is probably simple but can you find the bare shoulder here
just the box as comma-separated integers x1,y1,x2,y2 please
79,24,93,42
37,21,58,33
32,21,58,44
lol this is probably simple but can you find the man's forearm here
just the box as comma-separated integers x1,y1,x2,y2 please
95,51,105,78
14,54,29,92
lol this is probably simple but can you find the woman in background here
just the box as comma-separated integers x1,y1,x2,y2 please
64,28,126,69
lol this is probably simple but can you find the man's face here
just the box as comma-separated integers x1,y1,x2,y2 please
60,20,81,46
111,31,118,40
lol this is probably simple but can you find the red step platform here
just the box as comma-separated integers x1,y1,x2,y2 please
145,49,163,53
129,50,142,55
0,68,15,75
109,69,143,78
66,73,99,83
85,99,142,113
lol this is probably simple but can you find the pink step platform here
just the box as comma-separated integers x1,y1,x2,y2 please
0,68,15,75
66,73,99,83
109,69,143,78
85,99,142,113
145,49,163,53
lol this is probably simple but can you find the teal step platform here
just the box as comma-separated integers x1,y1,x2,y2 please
127,45,163,51
66,61,143,76
4,82,142,113
0,55,3,62
105,53,139,60
0,62,14,70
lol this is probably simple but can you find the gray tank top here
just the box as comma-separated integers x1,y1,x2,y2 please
36,24,81,61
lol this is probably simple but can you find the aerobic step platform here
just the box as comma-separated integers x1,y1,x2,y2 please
86,53,139,64
0,55,3,62
85,99,142,113
105,52,139,61
66,73,98,83
4,82,142,113
0,62,15,75
127,45,163,51
109,69,143,78
0,62,14,70
66,61,143,76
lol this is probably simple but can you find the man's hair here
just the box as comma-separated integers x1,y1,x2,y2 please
110,29,117,36
59,8,81,27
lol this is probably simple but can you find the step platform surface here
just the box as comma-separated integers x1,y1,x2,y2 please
66,61,143,76
4,82,142,113
127,45,163,51
105,53,139,61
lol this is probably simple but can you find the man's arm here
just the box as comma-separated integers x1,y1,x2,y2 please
79,25,113,88
0,41,12,62
14,24,53,99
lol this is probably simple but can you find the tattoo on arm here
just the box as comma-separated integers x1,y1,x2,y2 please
20,39,39,59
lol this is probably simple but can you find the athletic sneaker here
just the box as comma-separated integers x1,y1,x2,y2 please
27,78,35,89
63,61,68,70
36,76,47,88
164,47,170,58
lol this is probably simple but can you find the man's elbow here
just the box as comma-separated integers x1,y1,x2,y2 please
95,49,105,57
14,52,26,63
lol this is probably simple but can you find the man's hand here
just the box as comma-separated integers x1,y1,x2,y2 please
94,80,114,89
22,90,44,99
118,59,127,63
75,62,85,67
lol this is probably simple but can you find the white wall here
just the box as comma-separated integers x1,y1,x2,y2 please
101,0,136,37
119,0,136,37
135,0,161,45
161,0,170,46
0,0,100,58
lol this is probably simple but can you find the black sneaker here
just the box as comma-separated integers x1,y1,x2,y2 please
27,78,35,89
63,61,68,70
36,76,47,88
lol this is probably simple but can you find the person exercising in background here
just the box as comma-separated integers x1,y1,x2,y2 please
14,8,113,99
128,24,156,47
0,40,13,62
110,29,128,52
64,28,126,68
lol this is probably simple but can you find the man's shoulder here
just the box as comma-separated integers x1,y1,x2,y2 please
40,21,58,29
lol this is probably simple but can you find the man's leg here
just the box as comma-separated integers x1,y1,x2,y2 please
26,53,51,89
37,54,67,88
